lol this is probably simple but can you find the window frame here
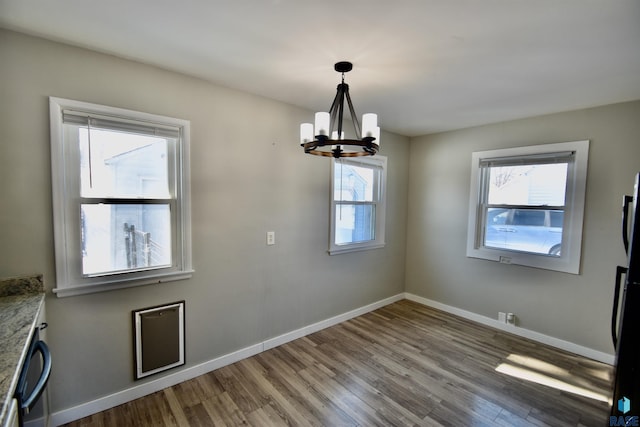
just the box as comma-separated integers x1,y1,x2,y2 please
329,155,387,255
466,140,589,274
50,97,193,297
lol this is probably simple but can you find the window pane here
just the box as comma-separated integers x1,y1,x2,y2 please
79,127,170,198
335,204,375,245
550,210,564,227
334,162,375,202
81,204,171,276
487,163,568,206
513,209,545,226
484,208,563,256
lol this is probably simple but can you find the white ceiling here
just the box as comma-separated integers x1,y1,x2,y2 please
1,0,639,136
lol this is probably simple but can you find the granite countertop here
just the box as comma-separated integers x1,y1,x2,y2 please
0,275,45,427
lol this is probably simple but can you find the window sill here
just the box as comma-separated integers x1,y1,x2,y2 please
467,246,579,274
328,243,385,256
53,270,194,297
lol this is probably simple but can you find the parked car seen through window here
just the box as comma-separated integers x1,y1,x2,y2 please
485,208,563,256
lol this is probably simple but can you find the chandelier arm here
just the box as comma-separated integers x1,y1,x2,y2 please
336,83,347,138
344,89,362,140
328,86,341,136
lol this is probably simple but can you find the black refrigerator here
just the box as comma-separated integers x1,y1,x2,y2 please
611,173,640,416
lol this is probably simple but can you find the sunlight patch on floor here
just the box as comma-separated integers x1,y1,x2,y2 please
496,354,610,403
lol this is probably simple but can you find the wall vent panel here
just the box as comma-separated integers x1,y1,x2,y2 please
132,301,185,380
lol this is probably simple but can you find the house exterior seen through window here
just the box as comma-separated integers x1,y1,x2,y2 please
80,128,172,275
50,97,193,296
466,141,589,274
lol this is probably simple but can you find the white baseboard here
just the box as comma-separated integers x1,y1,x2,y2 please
404,292,615,365
49,293,404,426
263,293,404,351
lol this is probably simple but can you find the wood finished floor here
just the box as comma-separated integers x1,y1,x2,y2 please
62,300,613,426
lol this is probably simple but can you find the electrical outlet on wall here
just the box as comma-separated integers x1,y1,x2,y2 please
498,312,507,323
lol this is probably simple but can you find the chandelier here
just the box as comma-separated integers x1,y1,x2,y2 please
300,61,380,158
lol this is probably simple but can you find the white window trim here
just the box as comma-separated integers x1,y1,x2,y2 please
466,140,589,274
49,97,193,297
329,155,387,255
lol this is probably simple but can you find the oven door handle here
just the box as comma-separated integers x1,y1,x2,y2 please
612,266,628,349
622,195,633,254
20,340,52,412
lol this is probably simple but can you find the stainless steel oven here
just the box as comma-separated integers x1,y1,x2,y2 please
15,324,51,427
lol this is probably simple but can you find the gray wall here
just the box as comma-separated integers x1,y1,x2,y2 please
406,100,640,355
0,30,409,412
3,26,639,417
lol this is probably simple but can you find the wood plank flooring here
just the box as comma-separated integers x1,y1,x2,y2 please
62,300,613,426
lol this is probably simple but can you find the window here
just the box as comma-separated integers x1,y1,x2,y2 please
50,97,193,296
466,140,589,274
329,156,387,255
